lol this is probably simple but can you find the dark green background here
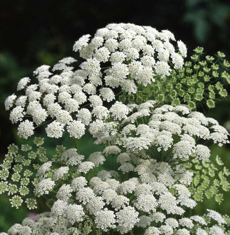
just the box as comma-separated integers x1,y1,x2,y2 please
0,0,230,232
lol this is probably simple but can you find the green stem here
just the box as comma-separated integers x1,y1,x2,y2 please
72,137,78,150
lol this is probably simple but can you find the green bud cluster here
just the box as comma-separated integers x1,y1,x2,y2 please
0,138,64,210
182,155,230,204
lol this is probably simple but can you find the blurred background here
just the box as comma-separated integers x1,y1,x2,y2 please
0,0,230,232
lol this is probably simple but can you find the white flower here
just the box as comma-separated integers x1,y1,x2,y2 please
35,178,55,196
73,34,91,51
71,177,87,191
95,209,116,232
15,96,27,107
86,196,105,215
56,184,73,201
53,167,69,181
91,36,104,49
64,204,85,224
151,212,166,223
176,228,190,235
145,227,161,235
121,79,137,94
165,218,179,228
67,121,85,139
105,38,119,52
117,153,131,164
59,57,76,64
45,121,64,138
158,48,170,61
158,192,178,214
136,66,154,86
179,218,193,229
190,216,207,225
88,152,105,166
77,108,92,125
173,141,195,159
77,161,95,174
171,52,184,69
55,110,73,124
209,225,225,235
64,98,79,113
73,91,87,104
5,94,17,110
116,206,139,234
103,145,121,156
92,106,109,119
47,103,62,117
97,170,111,181
177,40,187,57
159,225,173,235
94,47,110,62
88,74,102,86
110,52,126,63
100,88,115,102
134,183,152,197
155,61,171,78
195,144,210,161
111,63,129,80
9,106,25,124
83,83,96,94
81,58,101,76
106,179,120,190
118,181,136,195
93,181,110,195
196,228,208,235
18,120,34,139
51,199,67,216
119,162,135,174
207,209,226,225
37,161,52,178
17,77,30,91
76,187,95,204
102,189,117,204
111,195,129,210
32,108,48,125
136,215,152,228
155,131,173,151
135,194,157,213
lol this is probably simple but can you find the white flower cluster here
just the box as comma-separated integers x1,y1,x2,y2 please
89,101,229,162
3,23,230,235
3,147,228,234
4,23,187,139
